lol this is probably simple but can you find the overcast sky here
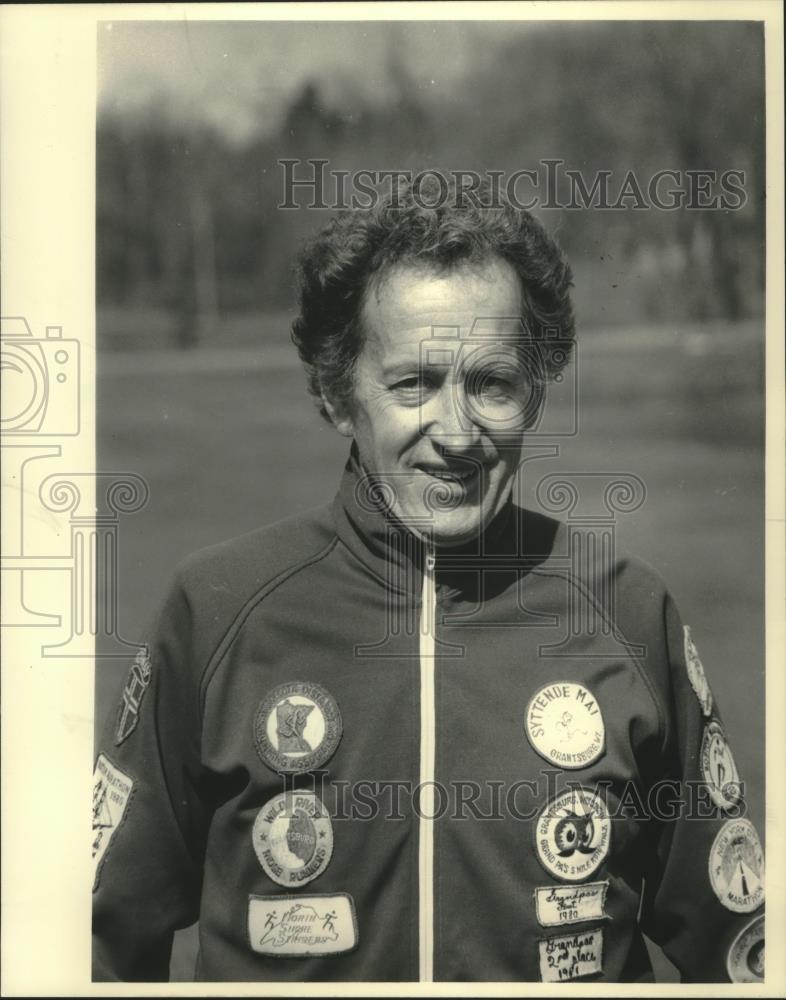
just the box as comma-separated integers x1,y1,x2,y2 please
98,20,539,142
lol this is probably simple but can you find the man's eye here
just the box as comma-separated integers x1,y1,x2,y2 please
391,376,433,394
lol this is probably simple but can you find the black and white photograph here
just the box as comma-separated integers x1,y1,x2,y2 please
1,3,784,993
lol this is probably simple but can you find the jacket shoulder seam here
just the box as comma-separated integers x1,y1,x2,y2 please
197,535,339,716
527,564,668,753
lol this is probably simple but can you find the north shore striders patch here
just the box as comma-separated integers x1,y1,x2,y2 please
114,647,152,745
248,893,358,957
683,626,713,716
526,682,605,769
726,914,764,983
700,721,742,809
254,681,342,773
535,787,611,883
252,791,333,888
708,818,764,913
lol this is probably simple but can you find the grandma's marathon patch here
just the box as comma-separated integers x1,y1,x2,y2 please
248,893,358,957
92,754,134,889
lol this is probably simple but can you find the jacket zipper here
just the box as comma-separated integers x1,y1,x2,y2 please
418,549,436,982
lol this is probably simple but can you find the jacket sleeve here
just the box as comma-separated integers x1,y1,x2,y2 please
92,570,209,981
637,592,764,983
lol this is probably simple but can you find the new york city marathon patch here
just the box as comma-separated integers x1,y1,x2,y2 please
526,682,605,769
252,791,333,888
708,818,764,913
254,680,342,773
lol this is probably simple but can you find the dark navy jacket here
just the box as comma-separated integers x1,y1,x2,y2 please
92,453,764,982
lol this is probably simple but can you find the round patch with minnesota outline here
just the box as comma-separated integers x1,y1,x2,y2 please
254,681,342,773
726,914,764,983
709,818,764,913
534,787,612,883
252,791,333,887
700,721,742,809
525,682,605,769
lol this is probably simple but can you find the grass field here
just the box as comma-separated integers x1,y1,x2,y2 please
97,315,764,982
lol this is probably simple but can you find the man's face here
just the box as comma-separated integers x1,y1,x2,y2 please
328,257,539,545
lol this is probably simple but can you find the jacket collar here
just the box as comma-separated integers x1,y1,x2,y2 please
331,444,558,598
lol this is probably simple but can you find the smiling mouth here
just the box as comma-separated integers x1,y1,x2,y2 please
417,465,480,484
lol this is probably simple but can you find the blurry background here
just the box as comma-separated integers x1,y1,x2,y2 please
96,19,765,982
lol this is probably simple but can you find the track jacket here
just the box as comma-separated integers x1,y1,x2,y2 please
92,450,765,983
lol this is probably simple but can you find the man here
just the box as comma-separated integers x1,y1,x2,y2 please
92,177,764,982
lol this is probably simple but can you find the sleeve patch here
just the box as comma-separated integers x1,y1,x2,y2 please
92,753,134,891
114,647,152,745
727,914,764,982
683,625,713,716
708,819,764,913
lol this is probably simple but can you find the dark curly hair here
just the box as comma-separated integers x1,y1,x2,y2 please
291,174,575,423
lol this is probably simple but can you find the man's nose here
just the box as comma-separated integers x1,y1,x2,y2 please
422,384,481,450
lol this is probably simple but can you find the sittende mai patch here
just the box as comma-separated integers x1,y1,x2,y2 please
252,791,333,888
92,754,134,890
708,818,764,913
726,914,764,983
534,881,609,928
535,787,611,883
526,682,605,769
683,626,713,716
254,680,342,773
538,927,603,982
115,647,152,745
700,720,742,809
248,893,358,957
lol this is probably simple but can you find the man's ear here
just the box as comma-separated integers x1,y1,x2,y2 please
322,394,355,438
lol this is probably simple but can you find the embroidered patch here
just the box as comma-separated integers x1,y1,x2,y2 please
538,927,603,982
726,914,764,983
709,818,764,913
115,647,152,745
248,893,358,957
683,626,713,716
252,791,333,888
525,682,605,770
534,881,609,928
253,681,342,773
92,754,134,890
535,787,611,883
700,721,742,809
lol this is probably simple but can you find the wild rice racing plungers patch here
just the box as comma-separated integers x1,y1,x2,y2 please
252,791,333,888
535,787,611,882
708,818,764,913
254,680,342,773
526,682,605,769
